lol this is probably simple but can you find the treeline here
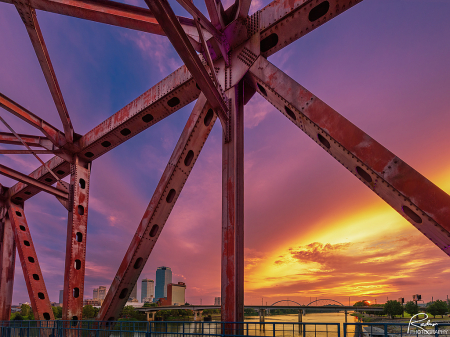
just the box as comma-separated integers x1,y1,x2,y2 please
353,300,450,319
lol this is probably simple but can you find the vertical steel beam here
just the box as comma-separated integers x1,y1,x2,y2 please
7,203,55,320
62,157,91,321
221,81,244,323
0,214,16,321
98,94,216,321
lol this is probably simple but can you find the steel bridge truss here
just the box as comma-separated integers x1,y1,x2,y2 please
0,0,449,324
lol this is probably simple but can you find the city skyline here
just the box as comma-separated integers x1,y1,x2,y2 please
2,0,450,307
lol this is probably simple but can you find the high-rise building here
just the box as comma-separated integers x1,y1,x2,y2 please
93,286,107,301
155,266,172,300
214,297,221,305
129,282,138,300
59,290,64,304
141,279,155,303
93,288,98,300
158,282,186,306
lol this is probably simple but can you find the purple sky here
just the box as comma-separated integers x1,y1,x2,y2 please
1,0,450,307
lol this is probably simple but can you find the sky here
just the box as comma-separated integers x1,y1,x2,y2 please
1,0,450,308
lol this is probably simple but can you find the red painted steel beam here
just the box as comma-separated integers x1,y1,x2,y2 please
0,215,16,321
7,204,55,320
14,1,74,143
98,94,216,321
0,93,66,148
221,82,244,323
249,56,450,254
205,0,225,29
254,0,363,57
62,157,90,321
145,0,229,128
235,0,252,19
8,65,200,202
0,132,53,149
0,163,69,199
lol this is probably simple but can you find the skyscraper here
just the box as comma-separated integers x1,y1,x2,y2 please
59,290,64,304
155,266,172,300
141,279,155,302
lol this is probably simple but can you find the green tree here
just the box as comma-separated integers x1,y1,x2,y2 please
82,305,97,319
427,300,447,318
13,313,23,320
52,306,63,319
20,304,31,317
353,301,370,307
384,300,403,319
405,301,419,316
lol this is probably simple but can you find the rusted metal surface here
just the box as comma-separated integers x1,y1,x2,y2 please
0,163,68,199
221,82,244,323
146,0,229,129
62,158,90,321
0,132,53,149
249,56,450,254
98,94,216,321
254,0,363,57
0,215,16,321
0,93,66,148
236,0,252,19
13,0,74,143
7,204,55,320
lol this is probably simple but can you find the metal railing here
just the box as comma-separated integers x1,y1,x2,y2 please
2,321,450,337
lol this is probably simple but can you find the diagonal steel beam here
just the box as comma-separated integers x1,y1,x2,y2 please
249,56,450,255
253,0,363,57
235,0,251,20
205,0,225,29
145,0,229,128
7,203,55,321
62,156,91,321
0,163,68,199
14,0,74,143
0,93,66,148
0,132,53,149
0,214,16,321
8,65,201,202
98,94,216,321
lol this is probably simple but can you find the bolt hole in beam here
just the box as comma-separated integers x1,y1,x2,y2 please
317,134,331,149
150,224,159,237
403,205,423,223
204,109,213,126
167,97,180,107
356,166,372,183
20,225,26,231
257,83,267,96
71,316,78,326
77,205,85,215
74,259,81,270
85,152,94,158
184,150,194,166
38,292,45,299
32,274,40,280
16,211,22,217
43,313,50,320
166,189,176,203
101,141,111,147
24,240,30,246
45,178,52,182
76,232,83,242
15,197,23,201
24,192,31,195
260,33,278,53
120,128,131,136
79,178,86,189
284,106,297,120
73,288,80,298
309,1,330,22
28,256,35,263
119,288,128,299
142,114,154,123
134,257,143,269
57,170,65,175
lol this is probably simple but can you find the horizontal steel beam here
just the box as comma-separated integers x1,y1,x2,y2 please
0,150,56,154
0,163,68,199
249,56,450,255
0,93,66,148
0,132,53,149
8,65,200,201
253,0,363,57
